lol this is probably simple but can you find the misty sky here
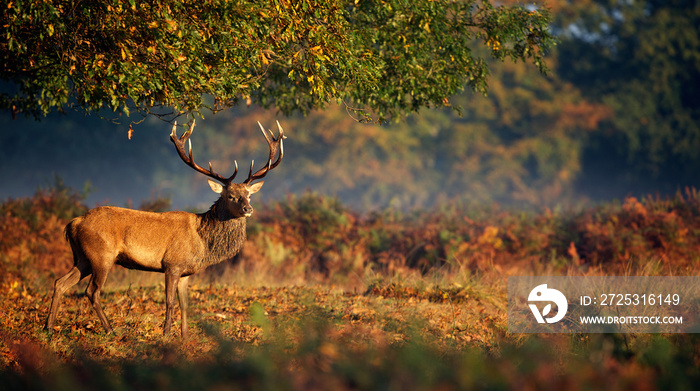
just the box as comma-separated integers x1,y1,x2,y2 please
1,111,225,210
1,107,338,211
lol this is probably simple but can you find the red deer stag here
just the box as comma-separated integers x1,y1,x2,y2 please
45,120,285,338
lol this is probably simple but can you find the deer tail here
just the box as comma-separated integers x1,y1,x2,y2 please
64,217,84,266
64,217,78,241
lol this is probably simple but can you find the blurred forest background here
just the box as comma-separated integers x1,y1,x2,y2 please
1,0,698,211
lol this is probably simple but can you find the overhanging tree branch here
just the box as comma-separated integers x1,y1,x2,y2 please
1,0,555,123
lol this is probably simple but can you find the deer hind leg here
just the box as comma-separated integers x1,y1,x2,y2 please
85,264,114,334
45,260,92,331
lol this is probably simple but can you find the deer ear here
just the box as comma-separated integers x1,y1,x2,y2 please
247,181,264,194
208,179,223,194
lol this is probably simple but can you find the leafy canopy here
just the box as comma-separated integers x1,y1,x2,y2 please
1,0,554,122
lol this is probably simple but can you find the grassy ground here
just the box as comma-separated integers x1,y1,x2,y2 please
1,186,699,389
2,274,699,390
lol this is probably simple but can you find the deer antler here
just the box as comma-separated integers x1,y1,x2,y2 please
243,121,286,184
170,120,285,186
170,119,239,185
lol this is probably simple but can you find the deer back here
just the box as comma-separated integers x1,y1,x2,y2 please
68,206,208,274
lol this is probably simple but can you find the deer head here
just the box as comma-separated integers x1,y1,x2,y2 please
170,120,285,218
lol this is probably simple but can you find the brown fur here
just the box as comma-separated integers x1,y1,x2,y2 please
45,182,262,338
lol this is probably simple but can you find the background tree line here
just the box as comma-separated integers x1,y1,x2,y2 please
1,0,698,210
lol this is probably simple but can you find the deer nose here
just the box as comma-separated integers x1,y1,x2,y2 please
243,205,254,215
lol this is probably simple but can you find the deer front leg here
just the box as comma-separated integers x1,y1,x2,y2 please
177,276,190,339
86,271,114,334
163,271,179,336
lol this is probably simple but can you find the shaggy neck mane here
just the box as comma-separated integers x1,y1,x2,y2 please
197,198,247,265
